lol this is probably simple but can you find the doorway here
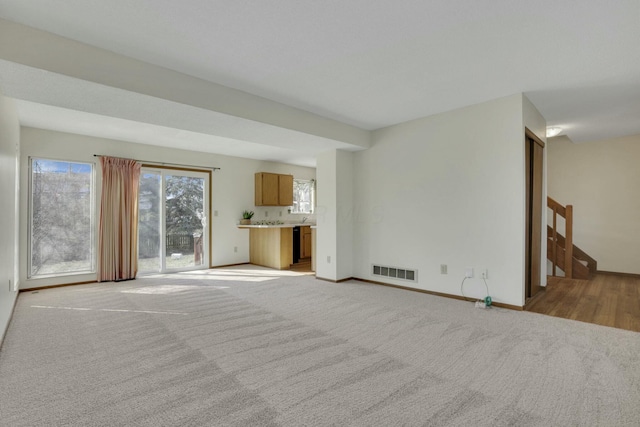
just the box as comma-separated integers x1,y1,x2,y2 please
525,130,544,300
138,167,210,273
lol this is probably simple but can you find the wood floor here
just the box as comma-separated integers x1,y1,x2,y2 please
526,273,640,333
290,258,313,273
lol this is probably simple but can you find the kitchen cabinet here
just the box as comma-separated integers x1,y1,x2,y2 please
238,223,313,271
278,174,294,206
255,172,293,206
311,228,316,272
249,227,293,269
300,226,312,259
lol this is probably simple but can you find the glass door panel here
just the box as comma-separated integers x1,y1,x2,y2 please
164,174,206,270
138,171,161,273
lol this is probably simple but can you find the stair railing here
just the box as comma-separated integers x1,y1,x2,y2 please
547,197,573,278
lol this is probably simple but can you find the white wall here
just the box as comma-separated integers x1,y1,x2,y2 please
548,134,640,274
336,151,354,280
315,149,354,281
315,150,338,280
19,127,315,289
522,97,546,144
0,91,20,344
352,94,529,307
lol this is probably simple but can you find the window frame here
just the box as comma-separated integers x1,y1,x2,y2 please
291,178,315,214
27,157,96,279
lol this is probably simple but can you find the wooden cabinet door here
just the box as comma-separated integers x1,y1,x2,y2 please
311,228,316,272
256,173,294,206
279,174,293,206
303,230,312,258
255,172,279,205
300,226,312,258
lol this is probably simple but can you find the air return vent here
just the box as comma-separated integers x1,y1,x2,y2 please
372,264,417,282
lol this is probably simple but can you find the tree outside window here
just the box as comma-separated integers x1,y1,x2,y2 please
29,158,95,277
291,179,314,214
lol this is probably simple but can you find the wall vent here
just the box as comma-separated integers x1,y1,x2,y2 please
372,264,417,282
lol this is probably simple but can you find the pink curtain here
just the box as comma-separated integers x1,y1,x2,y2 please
98,156,141,282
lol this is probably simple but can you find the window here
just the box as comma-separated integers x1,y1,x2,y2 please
29,158,95,278
291,179,314,214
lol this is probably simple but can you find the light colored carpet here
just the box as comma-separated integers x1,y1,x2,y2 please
1,265,639,426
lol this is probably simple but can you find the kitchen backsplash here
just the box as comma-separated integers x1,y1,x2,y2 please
253,207,316,224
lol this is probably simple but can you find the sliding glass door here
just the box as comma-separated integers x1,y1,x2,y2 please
138,168,209,273
138,171,162,273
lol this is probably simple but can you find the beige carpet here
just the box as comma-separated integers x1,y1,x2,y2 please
1,265,639,426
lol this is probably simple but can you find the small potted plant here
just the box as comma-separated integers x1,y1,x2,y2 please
240,210,254,225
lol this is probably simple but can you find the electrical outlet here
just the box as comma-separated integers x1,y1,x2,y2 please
481,269,488,279
214,210,219,217
8,279,11,291
279,211,282,217
327,256,331,263
465,268,474,278
234,246,238,253
264,211,268,217
440,264,447,274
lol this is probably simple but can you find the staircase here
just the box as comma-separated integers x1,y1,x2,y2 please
547,197,597,280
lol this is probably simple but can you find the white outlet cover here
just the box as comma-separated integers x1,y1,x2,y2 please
465,268,474,278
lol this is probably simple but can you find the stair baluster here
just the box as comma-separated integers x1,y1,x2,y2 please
547,197,596,280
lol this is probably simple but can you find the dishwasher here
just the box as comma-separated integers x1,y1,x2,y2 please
292,226,301,264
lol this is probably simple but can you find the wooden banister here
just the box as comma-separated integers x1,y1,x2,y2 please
547,197,566,217
546,226,597,275
564,205,573,278
547,197,574,278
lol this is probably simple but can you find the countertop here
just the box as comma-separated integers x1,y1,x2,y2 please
237,222,315,229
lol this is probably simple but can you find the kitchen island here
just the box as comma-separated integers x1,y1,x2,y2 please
238,223,313,270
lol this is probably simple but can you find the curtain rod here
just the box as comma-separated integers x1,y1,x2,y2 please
93,154,221,171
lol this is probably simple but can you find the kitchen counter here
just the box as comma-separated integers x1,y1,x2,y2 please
239,223,314,270
237,223,315,228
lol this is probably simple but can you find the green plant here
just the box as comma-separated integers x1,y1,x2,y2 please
242,210,255,219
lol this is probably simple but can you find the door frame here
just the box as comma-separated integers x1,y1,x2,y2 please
139,165,212,273
525,128,545,300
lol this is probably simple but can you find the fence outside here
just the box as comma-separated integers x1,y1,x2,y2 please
139,232,197,258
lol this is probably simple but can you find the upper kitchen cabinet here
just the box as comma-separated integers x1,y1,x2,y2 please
255,172,294,206
278,174,294,206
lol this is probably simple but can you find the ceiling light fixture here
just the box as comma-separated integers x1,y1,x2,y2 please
546,127,562,138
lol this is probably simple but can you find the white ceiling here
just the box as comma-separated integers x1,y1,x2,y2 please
1,0,639,165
